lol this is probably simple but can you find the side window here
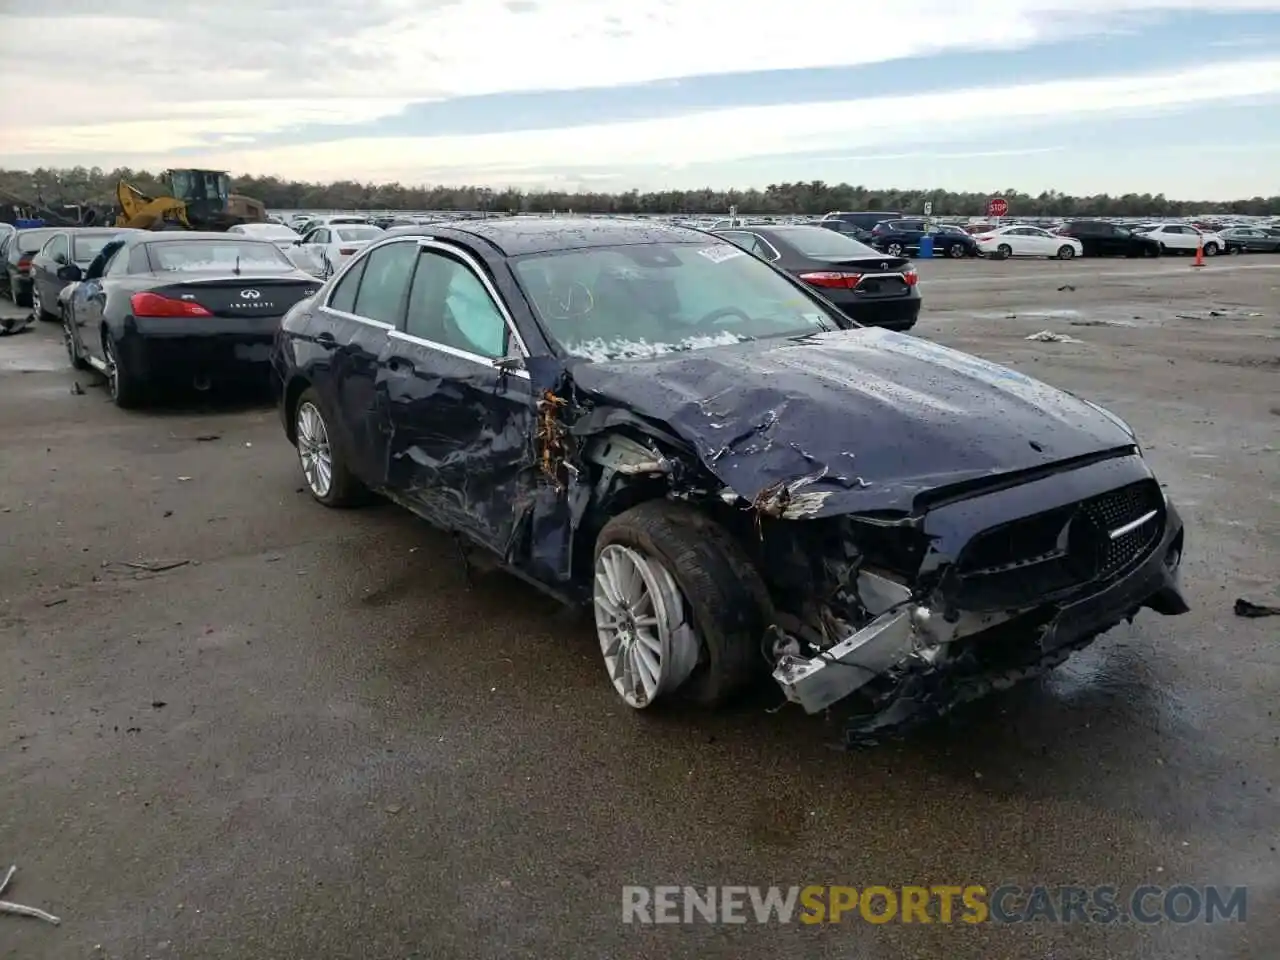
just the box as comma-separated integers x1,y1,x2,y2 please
352,241,418,325
404,251,509,359
327,255,368,313
719,232,766,257
44,234,70,261
119,246,145,275
311,229,330,244
753,237,781,261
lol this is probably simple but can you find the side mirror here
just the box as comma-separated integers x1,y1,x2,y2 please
57,263,83,282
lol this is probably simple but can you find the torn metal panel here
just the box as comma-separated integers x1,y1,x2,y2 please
568,326,1137,516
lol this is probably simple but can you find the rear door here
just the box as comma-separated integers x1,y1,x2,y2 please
382,242,535,555
302,228,333,275
77,242,134,365
31,232,68,309
316,239,419,487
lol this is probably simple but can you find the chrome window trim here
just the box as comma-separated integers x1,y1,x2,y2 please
387,329,531,380
317,234,532,375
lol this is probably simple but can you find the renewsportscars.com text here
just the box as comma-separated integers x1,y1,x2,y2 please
622,884,1247,925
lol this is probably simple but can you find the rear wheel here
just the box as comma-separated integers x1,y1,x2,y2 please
103,334,143,408
294,387,365,507
62,308,89,370
1056,245,1075,260
32,285,56,322
886,242,904,257
948,243,967,258
593,501,770,709
1202,242,1219,257
1228,244,1241,256
997,243,1013,258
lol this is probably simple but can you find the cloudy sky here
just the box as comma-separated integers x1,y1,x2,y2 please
2,0,1279,196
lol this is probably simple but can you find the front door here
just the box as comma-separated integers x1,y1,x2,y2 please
383,243,535,556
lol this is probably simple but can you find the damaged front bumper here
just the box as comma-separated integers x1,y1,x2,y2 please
773,496,1187,716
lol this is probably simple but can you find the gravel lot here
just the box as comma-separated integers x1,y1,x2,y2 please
1,256,1277,960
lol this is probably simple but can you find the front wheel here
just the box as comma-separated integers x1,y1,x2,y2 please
947,243,967,258
1056,245,1076,260
593,501,770,709
294,387,366,507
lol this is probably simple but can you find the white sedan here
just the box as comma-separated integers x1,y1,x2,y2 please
1137,224,1224,256
972,225,1083,259
226,221,300,251
294,224,385,278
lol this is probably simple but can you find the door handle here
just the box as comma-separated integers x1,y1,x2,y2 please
316,331,336,344
387,356,411,372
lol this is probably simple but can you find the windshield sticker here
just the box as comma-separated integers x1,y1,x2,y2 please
695,244,747,264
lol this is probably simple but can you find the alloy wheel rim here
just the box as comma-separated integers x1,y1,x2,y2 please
296,401,333,497
104,339,119,398
593,544,699,709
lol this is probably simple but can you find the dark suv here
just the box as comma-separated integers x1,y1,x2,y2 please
819,211,902,242
1059,221,1161,258
869,220,978,258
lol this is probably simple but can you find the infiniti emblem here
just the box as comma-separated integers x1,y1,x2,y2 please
880,262,888,270
240,289,261,299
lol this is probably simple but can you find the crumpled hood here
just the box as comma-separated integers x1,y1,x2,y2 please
569,327,1135,516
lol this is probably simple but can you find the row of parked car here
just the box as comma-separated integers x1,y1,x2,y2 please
814,212,1280,259
5,216,1188,739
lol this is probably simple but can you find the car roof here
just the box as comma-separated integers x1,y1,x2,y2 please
422,217,710,256
130,231,281,245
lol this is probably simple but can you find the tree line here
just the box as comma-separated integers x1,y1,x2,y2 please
3,166,1278,218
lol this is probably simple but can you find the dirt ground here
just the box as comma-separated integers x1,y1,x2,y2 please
1,255,1277,960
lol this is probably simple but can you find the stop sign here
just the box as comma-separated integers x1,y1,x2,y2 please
987,197,1009,218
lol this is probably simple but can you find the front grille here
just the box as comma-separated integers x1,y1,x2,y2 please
1078,482,1161,577
953,480,1164,610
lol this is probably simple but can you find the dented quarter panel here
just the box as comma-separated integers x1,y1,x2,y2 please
568,326,1136,515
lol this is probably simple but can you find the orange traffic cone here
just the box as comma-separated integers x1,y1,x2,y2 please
1192,236,1205,267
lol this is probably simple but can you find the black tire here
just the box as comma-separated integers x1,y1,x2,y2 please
947,243,967,258
63,308,89,370
1202,242,1218,257
1227,244,1241,256
32,285,56,322
103,333,144,408
595,501,771,707
997,243,1013,258
14,283,32,308
1056,245,1075,260
293,387,366,507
